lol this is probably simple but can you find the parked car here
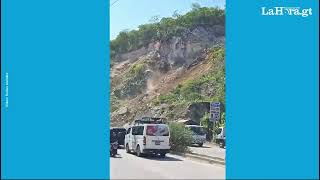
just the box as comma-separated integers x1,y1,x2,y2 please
186,125,206,147
110,127,126,147
215,127,225,148
125,119,170,157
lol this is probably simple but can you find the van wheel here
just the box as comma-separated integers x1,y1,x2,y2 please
198,143,203,147
126,144,130,153
136,145,142,157
160,153,166,158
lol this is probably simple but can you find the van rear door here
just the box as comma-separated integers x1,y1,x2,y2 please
145,124,170,149
132,126,144,149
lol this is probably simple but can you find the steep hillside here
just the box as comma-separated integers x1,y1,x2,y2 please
110,7,225,126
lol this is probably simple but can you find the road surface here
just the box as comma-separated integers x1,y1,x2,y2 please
110,149,225,179
189,143,225,160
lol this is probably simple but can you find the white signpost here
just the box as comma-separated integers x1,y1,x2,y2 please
210,102,220,122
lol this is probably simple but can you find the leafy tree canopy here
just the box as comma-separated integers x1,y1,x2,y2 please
110,5,225,58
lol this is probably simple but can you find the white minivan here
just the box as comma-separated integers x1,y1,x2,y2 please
125,123,170,157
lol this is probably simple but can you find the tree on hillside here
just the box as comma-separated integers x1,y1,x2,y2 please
149,15,160,23
172,10,180,18
191,3,201,11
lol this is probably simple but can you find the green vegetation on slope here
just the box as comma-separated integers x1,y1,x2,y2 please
113,62,148,99
155,47,225,105
127,63,146,78
110,5,225,58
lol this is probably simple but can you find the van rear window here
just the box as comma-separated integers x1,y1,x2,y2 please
146,125,169,136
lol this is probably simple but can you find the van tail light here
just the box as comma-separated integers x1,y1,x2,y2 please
143,136,146,145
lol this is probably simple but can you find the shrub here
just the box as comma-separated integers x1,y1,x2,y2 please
200,112,210,129
168,122,193,153
128,63,145,77
219,112,226,127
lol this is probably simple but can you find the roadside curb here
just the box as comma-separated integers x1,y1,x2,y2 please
189,152,225,162
170,152,225,165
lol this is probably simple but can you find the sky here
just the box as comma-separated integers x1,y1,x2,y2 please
110,0,225,40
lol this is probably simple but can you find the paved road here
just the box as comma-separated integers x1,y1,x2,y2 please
189,143,225,160
110,149,225,179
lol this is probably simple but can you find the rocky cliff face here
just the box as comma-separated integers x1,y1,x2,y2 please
110,25,225,126
113,25,225,67
157,25,224,68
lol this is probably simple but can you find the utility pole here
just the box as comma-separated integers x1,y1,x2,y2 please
208,120,214,142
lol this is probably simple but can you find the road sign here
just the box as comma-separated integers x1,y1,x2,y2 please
210,102,220,108
210,102,220,122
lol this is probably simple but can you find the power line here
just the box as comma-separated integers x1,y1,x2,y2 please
110,0,121,7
